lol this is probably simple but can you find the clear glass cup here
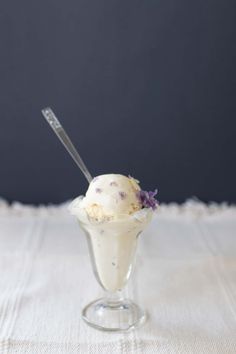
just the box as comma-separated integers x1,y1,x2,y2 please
76,208,152,332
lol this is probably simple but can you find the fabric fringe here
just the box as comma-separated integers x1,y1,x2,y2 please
0,198,235,218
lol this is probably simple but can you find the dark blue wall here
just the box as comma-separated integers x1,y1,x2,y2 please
1,0,235,204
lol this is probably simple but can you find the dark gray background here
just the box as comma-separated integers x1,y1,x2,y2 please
1,0,235,204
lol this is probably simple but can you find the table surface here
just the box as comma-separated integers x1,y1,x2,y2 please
0,200,235,354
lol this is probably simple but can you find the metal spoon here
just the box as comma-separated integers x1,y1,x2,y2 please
41,107,93,184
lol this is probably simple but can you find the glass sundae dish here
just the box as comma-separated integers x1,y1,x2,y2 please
70,174,158,332
41,108,158,332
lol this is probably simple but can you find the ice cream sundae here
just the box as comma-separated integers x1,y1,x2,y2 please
70,174,158,292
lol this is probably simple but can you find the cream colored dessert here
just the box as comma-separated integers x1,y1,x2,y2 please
79,174,142,221
70,174,152,292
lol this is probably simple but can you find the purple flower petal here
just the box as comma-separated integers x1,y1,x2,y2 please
138,189,159,210
119,191,127,200
110,181,118,187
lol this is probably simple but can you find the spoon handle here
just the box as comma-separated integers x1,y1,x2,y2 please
42,107,93,184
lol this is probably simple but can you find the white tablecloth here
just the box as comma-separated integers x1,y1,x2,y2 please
0,199,235,354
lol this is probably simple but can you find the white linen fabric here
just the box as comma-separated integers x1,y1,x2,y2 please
0,199,235,354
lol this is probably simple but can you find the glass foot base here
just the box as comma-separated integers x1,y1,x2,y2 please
82,297,146,332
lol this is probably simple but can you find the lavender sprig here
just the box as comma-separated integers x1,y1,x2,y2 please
138,189,158,210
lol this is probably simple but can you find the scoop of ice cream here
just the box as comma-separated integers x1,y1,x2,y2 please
79,174,142,221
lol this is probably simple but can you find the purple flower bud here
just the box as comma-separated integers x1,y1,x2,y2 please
138,189,158,210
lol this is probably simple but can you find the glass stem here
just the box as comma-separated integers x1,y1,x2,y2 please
106,289,124,306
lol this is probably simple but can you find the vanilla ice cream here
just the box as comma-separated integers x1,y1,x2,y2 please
70,174,153,292
78,174,142,221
